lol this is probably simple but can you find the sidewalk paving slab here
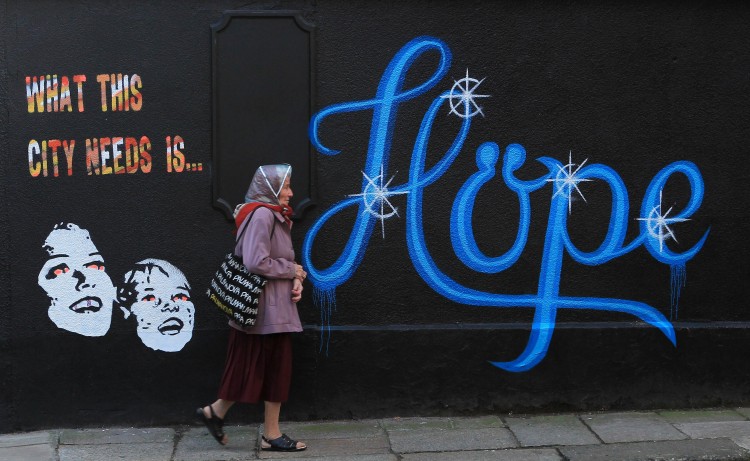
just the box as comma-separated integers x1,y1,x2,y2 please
401,448,563,461
559,438,750,461
174,426,257,461
258,435,390,459
658,409,749,424
265,455,397,461
505,414,600,447
387,426,518,453
58,427,177,461
675,421,750,440
59,442,175,461
581,411,688,443
0,444,56,461
450,416,506,430
0,430,58,461
269,420,385,440
0,430,59,448
380,417,453,432
59,427,175,444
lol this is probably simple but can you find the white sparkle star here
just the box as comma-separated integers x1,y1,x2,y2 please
441,69,491,119
546,151,594,214
349,165,409,238
637,190,690,252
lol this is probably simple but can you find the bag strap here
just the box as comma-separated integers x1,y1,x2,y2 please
236,208,257,241
236,207,277,243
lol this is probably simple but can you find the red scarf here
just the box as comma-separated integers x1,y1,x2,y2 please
234,202,293,233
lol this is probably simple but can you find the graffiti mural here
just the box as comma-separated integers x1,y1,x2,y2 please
39,223,116,337
38,223,194,351
302,36,709,372
118,259,195,352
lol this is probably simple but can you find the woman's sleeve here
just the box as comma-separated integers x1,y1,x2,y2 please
240,207,295,279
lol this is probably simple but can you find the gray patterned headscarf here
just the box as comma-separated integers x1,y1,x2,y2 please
244,164,292,205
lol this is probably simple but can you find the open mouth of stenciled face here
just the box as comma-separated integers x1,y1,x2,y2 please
157,317,184,335
68,296,103,313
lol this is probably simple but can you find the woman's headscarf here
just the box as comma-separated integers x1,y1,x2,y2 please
243,164,292,205
234,164,293,231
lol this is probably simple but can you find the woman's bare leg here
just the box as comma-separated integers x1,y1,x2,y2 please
201,399,234,444
203,399,234,420
263,401,305,449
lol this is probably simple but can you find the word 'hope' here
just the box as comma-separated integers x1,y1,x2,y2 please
302,36,709,372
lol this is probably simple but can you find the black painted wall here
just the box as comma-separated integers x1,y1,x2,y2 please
1,0,749,432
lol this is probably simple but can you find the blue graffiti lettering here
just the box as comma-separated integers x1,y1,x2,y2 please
302,36,709,372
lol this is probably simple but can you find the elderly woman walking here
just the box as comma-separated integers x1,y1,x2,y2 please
197,163,307,452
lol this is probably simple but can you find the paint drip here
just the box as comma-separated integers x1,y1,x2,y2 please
313,286,337,355
670,264,686,320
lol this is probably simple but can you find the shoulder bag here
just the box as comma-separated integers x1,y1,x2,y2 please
206,208,274,327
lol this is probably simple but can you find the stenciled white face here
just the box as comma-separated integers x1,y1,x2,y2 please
125,260,194,352
38,224,115,337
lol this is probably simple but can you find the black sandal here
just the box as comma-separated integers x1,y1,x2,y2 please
261,434,306,452
195,405,226,445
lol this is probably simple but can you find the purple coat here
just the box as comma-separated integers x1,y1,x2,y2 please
230,206,302,334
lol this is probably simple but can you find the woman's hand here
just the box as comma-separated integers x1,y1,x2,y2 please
294,264,307,281
291,277,303,303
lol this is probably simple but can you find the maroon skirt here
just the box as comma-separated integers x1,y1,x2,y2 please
217,329,293,403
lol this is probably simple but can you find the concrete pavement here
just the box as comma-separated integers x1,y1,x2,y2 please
2,408,750,460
